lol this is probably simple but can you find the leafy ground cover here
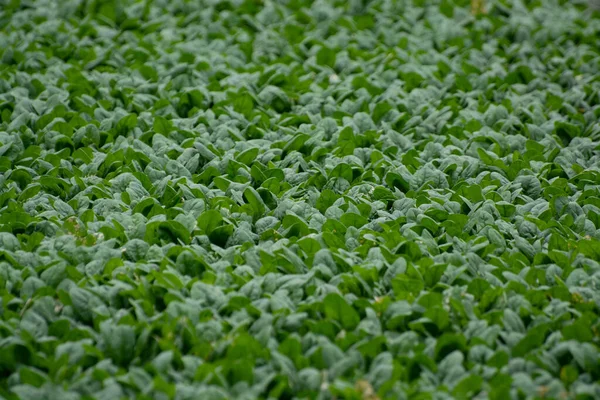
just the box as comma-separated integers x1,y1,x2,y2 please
1,0,600,399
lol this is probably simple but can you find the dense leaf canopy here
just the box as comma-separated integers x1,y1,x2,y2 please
1,0,600,399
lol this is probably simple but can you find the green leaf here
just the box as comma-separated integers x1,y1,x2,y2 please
116,114,138,136
100,321,136,367
197,210,223,235
435,333,467,361
323,293,360,331
316,46,336,68
243,187,266,220
392,275,424,297
340,213,368,229
145,221,191,245
554,121,581,145
562,314,595,343
153,116,173,134
512,323,550,357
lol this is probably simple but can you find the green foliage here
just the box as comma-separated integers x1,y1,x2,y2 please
0,0,599,399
